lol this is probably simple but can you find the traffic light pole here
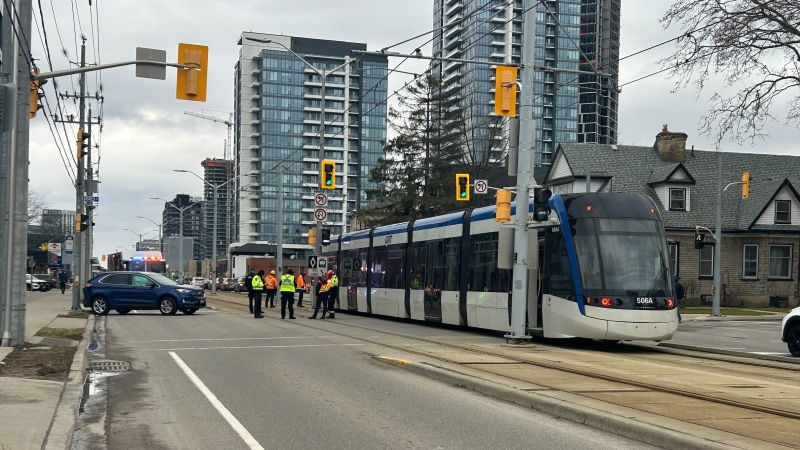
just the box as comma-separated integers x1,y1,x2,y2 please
85,106,94,287
505,3,537,343
71,39,87,311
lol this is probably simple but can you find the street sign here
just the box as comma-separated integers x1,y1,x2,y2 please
353,258,362,271
307,255,320,276
64,236,74,254
314,193,328,207
317,257,327,272
314,208,327,222
341,258,353,278
135,47,167,80
27,259,35,268
83,195,99,202
474,179,488,194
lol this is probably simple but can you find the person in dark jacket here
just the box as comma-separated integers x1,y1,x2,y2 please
244,269,256,313
252,270,265,318
58,271,68,294
674,276,685,324
309,276,330,319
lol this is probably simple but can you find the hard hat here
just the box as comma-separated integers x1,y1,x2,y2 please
327,270,333,276
270,270,276,275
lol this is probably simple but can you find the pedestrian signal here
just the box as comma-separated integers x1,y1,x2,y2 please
532,188,552,221
321,160,336,190
322,229,331,245
456,173,470,201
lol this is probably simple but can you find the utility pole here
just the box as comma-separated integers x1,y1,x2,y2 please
713,151,723,316
71,38,87,311
1,0,33,346
85,106,94,282
277,164,284,277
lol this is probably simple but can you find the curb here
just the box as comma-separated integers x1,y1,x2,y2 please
42,313,95,450
373,356,735,450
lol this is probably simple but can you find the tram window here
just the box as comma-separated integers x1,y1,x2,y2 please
548,234,575,297
470,232,510,292
410,241,427,289
371,246,388,288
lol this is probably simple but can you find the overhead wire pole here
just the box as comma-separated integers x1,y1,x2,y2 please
71,37,86,311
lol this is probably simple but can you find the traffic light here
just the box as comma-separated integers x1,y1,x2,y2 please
29,72,45,118
742,171,750,199
176,43,209,102
75,213,93,232
695,232,705,249
495,189,511,223
532,188,552,221
76,130,90,160
102,254,107,261
322,229,331,245
308,228,317,246
320,159,336,189
494,65,518,117
456,173,470,201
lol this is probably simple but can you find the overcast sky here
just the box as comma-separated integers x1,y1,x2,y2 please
28,0,799,262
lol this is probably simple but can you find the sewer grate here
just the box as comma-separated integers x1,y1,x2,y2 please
89,361,131,372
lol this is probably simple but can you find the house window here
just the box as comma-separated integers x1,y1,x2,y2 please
699,245,714,278
669,188,686,211
768,245,792,279
742,244,758,279
669,242,679,277
775,200,791,224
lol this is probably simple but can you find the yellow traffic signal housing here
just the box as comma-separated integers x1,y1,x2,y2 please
456,173,470,201
75,213,83,232
742,171,750,199
321,160,336,189
29,80,41,118
176,43,209,102
496,189,511,222
102,254,107,261
494,66,518,117
308,228,317,246
76,130,90,160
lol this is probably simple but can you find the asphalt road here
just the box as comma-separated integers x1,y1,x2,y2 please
664,319,792,357
85,305,658,450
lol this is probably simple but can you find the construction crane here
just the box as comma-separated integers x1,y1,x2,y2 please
184,110,233,160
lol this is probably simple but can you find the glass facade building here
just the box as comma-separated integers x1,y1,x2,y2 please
235,33,388,246
432,0,619,166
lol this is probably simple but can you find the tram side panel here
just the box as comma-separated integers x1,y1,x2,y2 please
370,223,411,319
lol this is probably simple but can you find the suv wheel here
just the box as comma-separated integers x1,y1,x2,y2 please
92,296,110,315
159,297,177,315
787,324,800,357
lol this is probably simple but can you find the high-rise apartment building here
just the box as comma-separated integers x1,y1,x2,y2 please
161,194,204,260
201,159,234,260
432,0,620,166
41,209,76,236
235,32,388,245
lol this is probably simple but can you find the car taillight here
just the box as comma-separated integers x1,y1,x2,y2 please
84,283,94,288
666,299,675,308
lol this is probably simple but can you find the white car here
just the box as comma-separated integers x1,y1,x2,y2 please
191,277,205,288
26,274,49,292
781,307,800,357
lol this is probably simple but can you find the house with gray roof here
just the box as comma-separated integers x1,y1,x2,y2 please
543,125,800,308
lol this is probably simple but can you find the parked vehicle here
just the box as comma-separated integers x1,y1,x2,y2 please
781,307,800,357
191,277,205,288
26,274,49,292
234,277,246,293
83,271,206,315
220,278,238,291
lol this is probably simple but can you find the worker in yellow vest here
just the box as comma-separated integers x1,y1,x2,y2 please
251,270,265,319
309,273,330,320
296,271,306,307
279,268,297,320
326,270,339,319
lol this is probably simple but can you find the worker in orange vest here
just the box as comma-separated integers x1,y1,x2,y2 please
296,271,307,307
265,270,278,308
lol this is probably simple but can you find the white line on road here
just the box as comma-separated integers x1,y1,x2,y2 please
155,343,365,351
169,352,264,450
129,336,339,343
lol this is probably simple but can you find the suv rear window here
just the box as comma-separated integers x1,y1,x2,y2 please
102,274,131,285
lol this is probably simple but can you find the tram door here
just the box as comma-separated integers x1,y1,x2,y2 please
526,228,546,330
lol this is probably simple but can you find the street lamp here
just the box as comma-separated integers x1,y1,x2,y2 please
173,170,243,295
245,36,354,307
122,228,157,251
136,216,162,252
151,197,203,281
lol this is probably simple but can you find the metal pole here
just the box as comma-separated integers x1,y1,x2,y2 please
85,106,93,282
71,38,87,311
211,184,218,294
312,72,327,307
2,0,22,346
506,1,536,342
179,207,184,280
277,164,284,277
713,151,722,316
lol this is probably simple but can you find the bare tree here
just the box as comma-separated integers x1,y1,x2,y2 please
27,190,49,225
661,1,800,144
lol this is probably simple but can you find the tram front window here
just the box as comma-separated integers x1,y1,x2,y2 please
573,218,671,297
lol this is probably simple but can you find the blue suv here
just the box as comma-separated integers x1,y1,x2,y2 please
83,271,206,315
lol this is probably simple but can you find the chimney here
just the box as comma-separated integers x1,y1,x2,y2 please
653,124,688,163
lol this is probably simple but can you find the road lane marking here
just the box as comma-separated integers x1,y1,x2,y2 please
129,336,339,343
155,343,364,351
169,352,264,450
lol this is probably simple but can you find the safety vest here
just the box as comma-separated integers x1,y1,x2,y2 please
280,275,295,292
252,275,264,290
318,280,330,293
411,277,421,289
265,275,278,290
296,274,305,289
330,275,339,288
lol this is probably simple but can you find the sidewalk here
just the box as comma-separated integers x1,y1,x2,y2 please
0,290,92,450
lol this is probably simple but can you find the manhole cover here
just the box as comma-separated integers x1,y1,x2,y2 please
89,361,130,372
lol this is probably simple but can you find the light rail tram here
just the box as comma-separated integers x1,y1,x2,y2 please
322,193,678,341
